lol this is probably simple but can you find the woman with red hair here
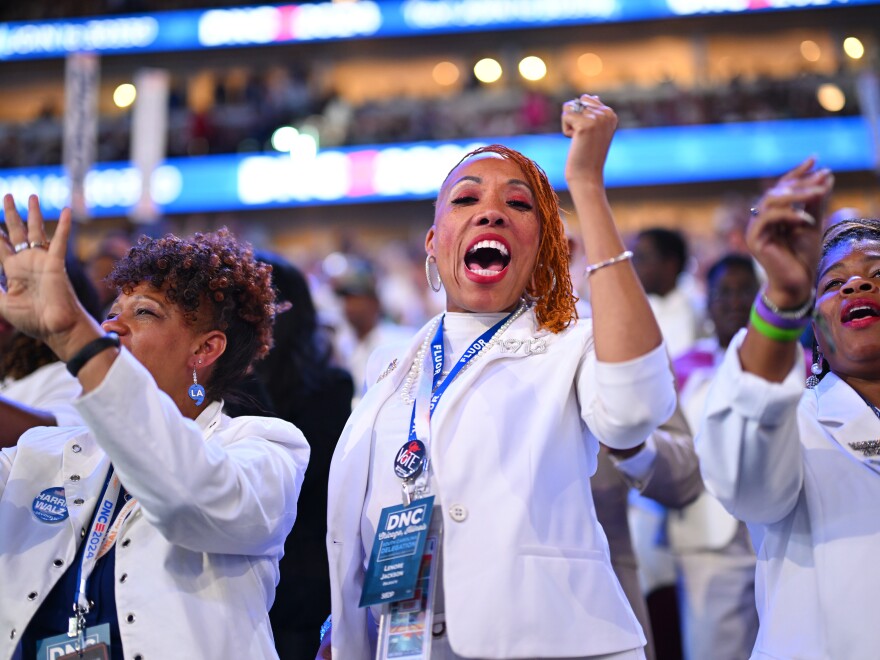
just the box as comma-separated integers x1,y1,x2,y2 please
322,95,675,659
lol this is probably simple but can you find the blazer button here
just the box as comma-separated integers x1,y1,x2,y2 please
134,655,143,660
69,475,81,482
80,528,86,539
27,592,37,601
449,504,468,522
71,444,82,453
121,539,131,548
53,559,64,568
126,613,135,624
119,573,128,583
73,498,84,506
9,629,15,640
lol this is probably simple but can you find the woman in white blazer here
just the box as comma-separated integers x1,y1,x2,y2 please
320,97,676,659
0,195,309,660
695,160,880,658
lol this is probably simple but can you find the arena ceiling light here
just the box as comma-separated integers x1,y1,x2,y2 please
518,55,547,81
577,53,603,77
843,36,865,59
433,61,460,86
800,40,821,62
817,83,846,112
113,83,137,108
474,57,502,84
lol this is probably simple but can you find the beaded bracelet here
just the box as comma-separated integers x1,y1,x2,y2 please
584,250,633,277
754,292,813,331
759,287,815,321
749,306,806,342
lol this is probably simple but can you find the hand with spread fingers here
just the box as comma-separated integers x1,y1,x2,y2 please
0,194,98,361
746,158,834,309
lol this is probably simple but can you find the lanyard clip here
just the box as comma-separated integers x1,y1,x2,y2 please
402,481,415,507
68,604,87,651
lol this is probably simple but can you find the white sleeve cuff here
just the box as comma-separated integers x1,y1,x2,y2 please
611,434,658,485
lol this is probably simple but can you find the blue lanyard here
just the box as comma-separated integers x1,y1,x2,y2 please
407,310,515,444
74,467,119,612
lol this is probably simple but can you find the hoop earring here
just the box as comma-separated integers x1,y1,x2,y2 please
425,255,442,293
806,349,824,389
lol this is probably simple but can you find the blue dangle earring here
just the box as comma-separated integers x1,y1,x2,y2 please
188,359,205,406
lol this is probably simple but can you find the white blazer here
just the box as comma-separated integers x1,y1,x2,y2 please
0,349,310,660
327,309,676,659
696,330,880,660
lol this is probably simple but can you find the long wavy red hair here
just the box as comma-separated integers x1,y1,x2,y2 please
439,144,577,333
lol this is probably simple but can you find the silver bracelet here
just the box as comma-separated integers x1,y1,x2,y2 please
584,250,633,277
760,287,816,320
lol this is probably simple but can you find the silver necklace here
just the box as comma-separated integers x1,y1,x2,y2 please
399,300,530,405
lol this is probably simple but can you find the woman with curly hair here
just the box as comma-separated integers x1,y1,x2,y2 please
0,195,309,660
321,96,675,659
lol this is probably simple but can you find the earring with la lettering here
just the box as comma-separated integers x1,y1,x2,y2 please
188,359,205,405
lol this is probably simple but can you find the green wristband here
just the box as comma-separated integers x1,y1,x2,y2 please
749,306,805,342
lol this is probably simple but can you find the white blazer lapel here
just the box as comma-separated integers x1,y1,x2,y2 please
815,374,880,472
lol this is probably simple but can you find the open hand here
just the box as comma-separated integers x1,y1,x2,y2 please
0,195,88,352
746,158,834,308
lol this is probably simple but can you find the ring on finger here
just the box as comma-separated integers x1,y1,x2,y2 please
29,240,50,249
13,241,30,253
565,98,586,113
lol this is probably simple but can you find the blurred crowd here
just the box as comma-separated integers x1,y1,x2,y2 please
0,65,861,168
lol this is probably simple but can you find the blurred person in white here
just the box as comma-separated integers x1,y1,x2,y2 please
569,221,705,660
631,227,703,359
0,196,309,660
331,256,415,401
666,254,761,660
695,159,880,659
319,95,676,660
627,227,704,658
0,256,102,447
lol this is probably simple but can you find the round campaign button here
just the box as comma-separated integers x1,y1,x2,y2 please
32,487,69,523
393,439,426,480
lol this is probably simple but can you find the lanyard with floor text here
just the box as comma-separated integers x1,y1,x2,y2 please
401,310,516,504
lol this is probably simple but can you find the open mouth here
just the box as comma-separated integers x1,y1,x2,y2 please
465,239,511,276
841,300,880,324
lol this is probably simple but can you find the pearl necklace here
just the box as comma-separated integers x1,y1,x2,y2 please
400,300,530,405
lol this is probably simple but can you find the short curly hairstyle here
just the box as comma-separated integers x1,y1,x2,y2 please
439,144,577,333
108,228,275,403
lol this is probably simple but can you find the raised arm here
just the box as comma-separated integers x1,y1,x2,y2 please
0,397,57,448
561,96,663,363
696,159,832,524
739,158,832,379
0,195,115,392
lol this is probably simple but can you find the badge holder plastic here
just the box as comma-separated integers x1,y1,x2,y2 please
375,508,442,660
